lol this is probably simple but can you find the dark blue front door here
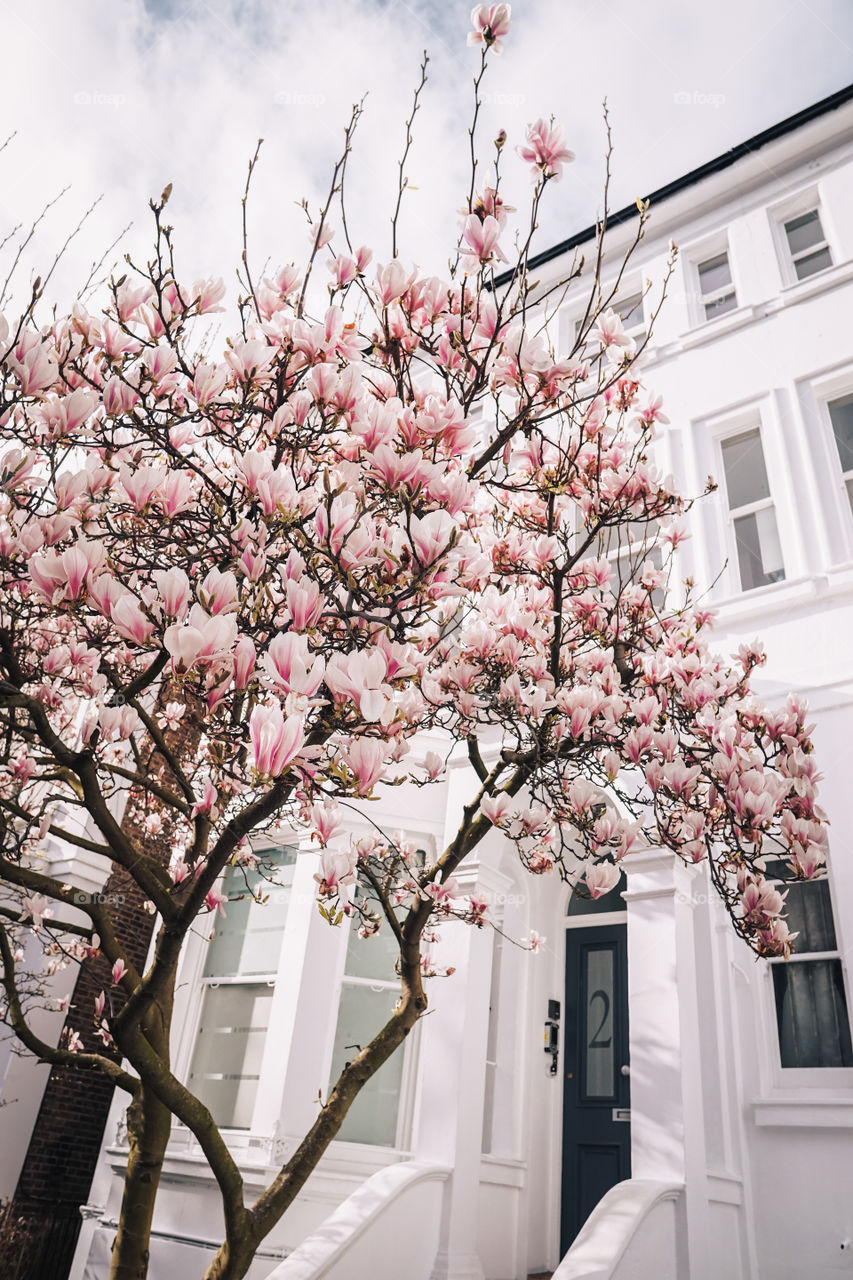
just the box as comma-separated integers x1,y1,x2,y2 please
561,922,630,1255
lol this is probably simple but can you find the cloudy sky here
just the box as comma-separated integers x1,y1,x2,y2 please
3,0,852,311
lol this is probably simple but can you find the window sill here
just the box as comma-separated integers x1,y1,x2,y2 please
640,259,853,368
709,565,853,628
765,257,853,310
753,1095,853,1128
676,303,763,351
106,1132,409,1187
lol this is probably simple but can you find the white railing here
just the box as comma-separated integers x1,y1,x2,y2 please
553,1180,685,1280
265,1160,452,1280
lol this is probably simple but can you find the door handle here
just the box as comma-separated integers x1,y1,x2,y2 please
612,1108,630,1122
620,1064,630,1076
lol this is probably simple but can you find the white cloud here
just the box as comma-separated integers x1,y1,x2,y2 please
1,0,851,312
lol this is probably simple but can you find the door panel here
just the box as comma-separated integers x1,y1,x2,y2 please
561,923,630,1255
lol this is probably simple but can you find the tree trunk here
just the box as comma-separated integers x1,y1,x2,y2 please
108,1081,172,1280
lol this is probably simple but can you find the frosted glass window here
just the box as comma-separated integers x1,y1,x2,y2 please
784,210,832,280
328,984,404,1146
203,851,296,977
188,983,274,1128
583,947,615,1100
189,847,297,1129
482,929,503,1154
698,252,737,321
720,428,785,591
331,884,409,1147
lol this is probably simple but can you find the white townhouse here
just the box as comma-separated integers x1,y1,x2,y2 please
5,80,853,1280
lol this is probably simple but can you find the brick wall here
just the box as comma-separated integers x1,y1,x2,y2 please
0,698,202,1280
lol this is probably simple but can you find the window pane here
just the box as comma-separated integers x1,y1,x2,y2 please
188,983,273,1128
482,930,503,1154
582,947,615,1099
846,477,853,517
773,960,853,1068
785,879,837,953
617,294,643,330
784,210,824,256
344,915,401,982
698,253,732,296
204,848,296,978
721,429,771,510
329,984,404,1146
793,246,832,280
704,292,737,320
733,510,785,590
829,397,853,475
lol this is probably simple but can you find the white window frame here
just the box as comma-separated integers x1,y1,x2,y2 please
613,289,646,348
795,366,853,566
769,188,834,288
761,859,853,1085
715,419,785,594
825,392,853,521
696,249,737,323
179,843,299,1138
323,840,433,1152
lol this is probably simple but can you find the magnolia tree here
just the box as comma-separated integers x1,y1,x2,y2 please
0,6,826,1279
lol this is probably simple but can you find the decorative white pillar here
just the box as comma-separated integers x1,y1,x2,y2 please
258,847,344,1150
622,847,710,1280
410,759,500,1280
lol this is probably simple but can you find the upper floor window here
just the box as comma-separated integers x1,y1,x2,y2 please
615,293,646,347
697,251,737,321
765,862,853,1069
827,394,853,517
783,209,832,281
593,519,664,609
187,847,296,1130
720,427,785,591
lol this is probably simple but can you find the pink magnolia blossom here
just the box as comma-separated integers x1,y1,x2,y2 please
315,847,358,903
517,118,574,181
164,606,238,673
310,798,342,845
467,4,511,52
111,959,128,985
374,260,416,306
479,792,513,825
263,632,325,697
22,893,52,929
111,596,156,646
204,886,228,917
325,650,391,723
341,737,388,795
584,863,621,900
249,704,305,777
461,214,508,268
154,567,191,619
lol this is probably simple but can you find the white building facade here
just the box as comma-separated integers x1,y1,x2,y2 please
4,84,852,1280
